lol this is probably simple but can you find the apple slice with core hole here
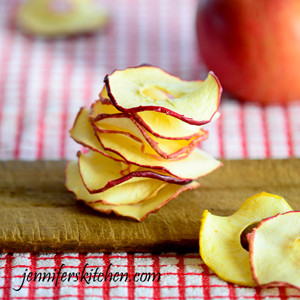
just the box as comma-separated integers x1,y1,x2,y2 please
95,129,221,180
78,151,192,193
249,211,300,290
199,192,293,286
104,65,222,125
91,101,207,159
66,160,199,221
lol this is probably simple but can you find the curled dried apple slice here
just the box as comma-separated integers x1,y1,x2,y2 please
199,192,293,286
96,87,205,140
72,107,221,180
78,151,192,194
249,211,300,290
133,111,205,140
95,129,221,180
66,160,199,221
89,181,199,222
90,99,120,118
104,65,222,125
95,116,206,159
17,0,109,36
70,108,123,162
92,102,206,159
66,160,166,205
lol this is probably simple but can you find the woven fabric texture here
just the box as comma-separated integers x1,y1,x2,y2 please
0,0,300,299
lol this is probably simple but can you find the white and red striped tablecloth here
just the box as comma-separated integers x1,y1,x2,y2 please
1,1,300,299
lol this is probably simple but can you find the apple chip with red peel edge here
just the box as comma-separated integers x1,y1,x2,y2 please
78,151,193,194
66,160,199,221
132,110,221,141
91,104,207,159
89,181,199,222
94,116,206,160
95,87,206,140
98,84,114,105
69,107,123,162
104,65,222,125
133,111,205,140
66,160,168,206
90,98,120,118
249,211,300,290
199,192,293,287
95,129,222,180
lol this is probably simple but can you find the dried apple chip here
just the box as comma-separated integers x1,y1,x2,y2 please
78,151,192,194
72,107,221,180
104,65,221,125
89,181,199,221
133,110,205,140
70,108,123,162
95,129,221,180
199,192,293,286
249,211,300,290
90,99,120,118
66,160,167,206
95,87,206,140
17,0,109,36
92,105,206,159
66,160,199,221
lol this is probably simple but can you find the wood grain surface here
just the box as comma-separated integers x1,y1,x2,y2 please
0,159,299,253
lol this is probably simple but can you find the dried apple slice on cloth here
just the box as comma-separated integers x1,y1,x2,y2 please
67,160,166,205
17,0,109,36
199,192,293,286
95,130,221,180
78,150,192,193
66,160,199,221
104,65,222,125
92,104,207,159
249,211,300,289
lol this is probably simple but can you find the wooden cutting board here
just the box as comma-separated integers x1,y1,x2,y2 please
0,159,299,253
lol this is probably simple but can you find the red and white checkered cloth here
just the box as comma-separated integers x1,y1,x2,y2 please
1,0,300,299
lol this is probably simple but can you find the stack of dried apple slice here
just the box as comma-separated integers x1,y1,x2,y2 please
66,65,222,221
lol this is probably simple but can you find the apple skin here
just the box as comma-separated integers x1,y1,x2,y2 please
196,0,300,104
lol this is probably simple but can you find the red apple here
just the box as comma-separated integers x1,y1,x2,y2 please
196,0,300,104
